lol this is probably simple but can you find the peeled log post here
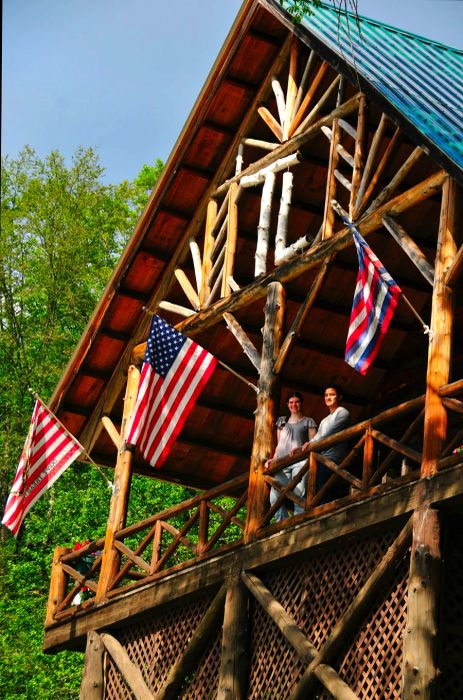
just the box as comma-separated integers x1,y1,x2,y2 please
79,632,104,700
200,199,218,307
275,170,294,262
222,183,239,298
255,171,276,276
402,507,441,700
216,578,249,700
45,546,69,625
96,365,140,601
244,282,285,542
422,178,457,477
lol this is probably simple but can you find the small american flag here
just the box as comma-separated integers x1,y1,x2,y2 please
2,400,83,537
127,315,217,468
345,228,401,375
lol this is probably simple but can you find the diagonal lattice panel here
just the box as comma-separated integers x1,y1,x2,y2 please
262,529,398,650
103,590,218,699
248,595,306,699
247,526,401,699
319,556,409,699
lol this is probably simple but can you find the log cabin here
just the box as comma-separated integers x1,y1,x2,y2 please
43,1,463,698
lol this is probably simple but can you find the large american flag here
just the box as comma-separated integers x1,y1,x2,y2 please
127,315,217,468
2,400,83,537
345,228,401,375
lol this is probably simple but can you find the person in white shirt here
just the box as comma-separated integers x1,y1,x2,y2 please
265,392,317,521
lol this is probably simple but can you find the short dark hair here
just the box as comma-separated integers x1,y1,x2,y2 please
287,391,303,403
325,384,343,399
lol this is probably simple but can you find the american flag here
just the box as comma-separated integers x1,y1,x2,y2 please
345,228,401,375
2,399,83,537
127,315,217,468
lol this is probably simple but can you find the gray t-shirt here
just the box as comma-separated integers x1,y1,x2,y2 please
311,406,351,463
275,416,317,460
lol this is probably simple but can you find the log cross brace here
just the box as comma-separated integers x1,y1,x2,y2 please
287,518,413,699
241,570,359,700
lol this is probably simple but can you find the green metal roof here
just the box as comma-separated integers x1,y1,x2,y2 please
284,1,463,175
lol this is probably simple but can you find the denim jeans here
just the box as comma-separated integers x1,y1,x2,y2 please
269,460,307,522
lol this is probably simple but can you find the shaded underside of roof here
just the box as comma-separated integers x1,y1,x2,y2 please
49,0,463,491
286,0,463,174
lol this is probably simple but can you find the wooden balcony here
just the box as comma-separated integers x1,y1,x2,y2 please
44,378,463,652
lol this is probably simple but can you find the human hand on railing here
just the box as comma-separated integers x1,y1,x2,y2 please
264,458,274,469
301,441,310,451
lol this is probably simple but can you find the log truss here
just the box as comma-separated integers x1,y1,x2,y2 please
44,20,463,700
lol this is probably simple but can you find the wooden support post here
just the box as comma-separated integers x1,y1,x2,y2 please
198,499,210,554
362,425,374,490
402,507,441,700
222,184,239,297
154,585,227,700
422,179,458,477
306,451,318,507
349,94,367,219
200,199,218,307
45,546,69,625
96,365,140,601
322,78,344,239
80,631,104,700
244,282,285,542
216,577,249,700
289,518,413,700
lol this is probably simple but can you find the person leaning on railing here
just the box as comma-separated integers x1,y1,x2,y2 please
265,391,317,522
302,384,351,501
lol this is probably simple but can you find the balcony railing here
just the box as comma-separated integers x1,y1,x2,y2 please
46,379,463,624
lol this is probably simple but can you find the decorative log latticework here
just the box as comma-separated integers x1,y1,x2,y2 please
42,1,462,697
66,518,463,700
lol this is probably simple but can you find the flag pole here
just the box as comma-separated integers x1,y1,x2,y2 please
28,389,114,491
330,199,432,339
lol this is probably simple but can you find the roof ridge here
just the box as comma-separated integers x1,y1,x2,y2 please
315,1,463,54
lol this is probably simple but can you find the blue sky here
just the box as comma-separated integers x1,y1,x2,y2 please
2,0,462,184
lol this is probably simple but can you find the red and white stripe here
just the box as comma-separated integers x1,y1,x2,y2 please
2,400,82,537
127,338,217,468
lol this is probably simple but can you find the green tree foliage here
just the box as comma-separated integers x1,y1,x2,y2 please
0,147,193,699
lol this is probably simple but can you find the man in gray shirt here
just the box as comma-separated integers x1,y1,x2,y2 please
303,385,351,498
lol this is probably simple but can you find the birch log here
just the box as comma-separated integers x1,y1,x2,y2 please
275,170,294,262
255,171,276,276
